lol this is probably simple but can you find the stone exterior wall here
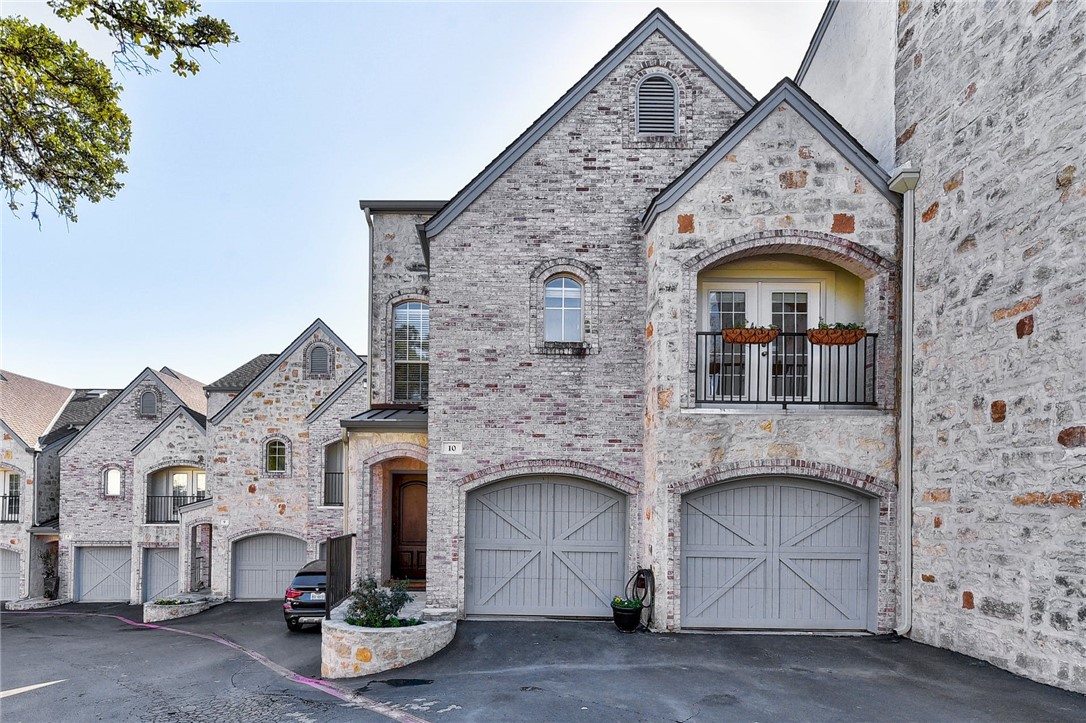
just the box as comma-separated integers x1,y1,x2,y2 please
643,101,901,630
423,31,746,612
58,374,186,601
35,438,64,524
797,0,897,171
367,212,431,407
207,329,361,596
0,433,36,600
896,0,1086,692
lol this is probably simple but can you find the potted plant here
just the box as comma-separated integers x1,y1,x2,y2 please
806,319,867,346
722,318,779,345
611,595,643,632
40,547,59,600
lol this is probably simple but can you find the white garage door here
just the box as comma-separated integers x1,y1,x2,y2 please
466,476,626,617
143,548,179,602
76,546,132,602
0,548,20,600
682,478,875,631
232,534,306,600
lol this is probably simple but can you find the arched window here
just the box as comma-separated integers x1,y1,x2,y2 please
139,390,157,416
636,75,678,135
265,439,288,473
544,276,583,342
308,344,330,377
103,468,123,497
392,301,429,402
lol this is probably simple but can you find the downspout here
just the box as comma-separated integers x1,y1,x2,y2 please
362,205,375,410
341,427,350,536
890,164,920,636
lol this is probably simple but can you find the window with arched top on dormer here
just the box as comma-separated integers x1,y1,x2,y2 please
139,390,157,416
544,276,583,342
636,74,678,135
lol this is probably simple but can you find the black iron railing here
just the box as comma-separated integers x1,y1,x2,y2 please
0,495,19,522
146,494,206,523
325,533,355,619
695,331,879,407
324,472,344,506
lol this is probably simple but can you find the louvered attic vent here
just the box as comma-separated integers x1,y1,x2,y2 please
637,76,678,135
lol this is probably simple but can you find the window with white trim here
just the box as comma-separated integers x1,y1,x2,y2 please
636,75,678,135
2,470,19,520
393,301,429,402
104,468,123,497
265,439,288,474
544,276,583,342
139,390,157,416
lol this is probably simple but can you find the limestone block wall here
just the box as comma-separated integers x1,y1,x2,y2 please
367,212,432,407
58,377,181,600
642,101,901,630
0,437,36,599
425,31,745,612
35,439,63,524
896,0,1086,692
207,331,360,596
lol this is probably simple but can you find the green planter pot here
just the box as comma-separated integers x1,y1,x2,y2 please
611,604,642,632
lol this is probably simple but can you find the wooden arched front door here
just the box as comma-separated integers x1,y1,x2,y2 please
391,476,427,581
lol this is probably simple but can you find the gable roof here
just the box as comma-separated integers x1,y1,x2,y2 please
0,370,73,448
205,354,278,393
794,0,839,85
209,319,362,425
420,7,757,240
155,367,207,415
132,406,207,456
641,78,900,233
307,361,369,423
40,388,121,447
59,368,190,456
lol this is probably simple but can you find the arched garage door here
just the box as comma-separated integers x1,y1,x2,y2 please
232,534,306,600
682,478,875,631
466,476,626,617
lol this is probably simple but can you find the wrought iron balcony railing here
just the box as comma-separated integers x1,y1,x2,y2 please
694,331,879,408
0,495,19,522
146,494,207,524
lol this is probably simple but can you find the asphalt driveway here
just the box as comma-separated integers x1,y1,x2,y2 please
2,603,1083,721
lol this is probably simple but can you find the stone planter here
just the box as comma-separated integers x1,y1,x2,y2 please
806,328,867,346
322,606,456,679
142,599,210,623
723,328,779,345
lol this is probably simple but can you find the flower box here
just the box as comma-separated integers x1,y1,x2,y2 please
722,328,779,345
806,328,867,346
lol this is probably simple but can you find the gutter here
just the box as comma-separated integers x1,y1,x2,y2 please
890,163,921,637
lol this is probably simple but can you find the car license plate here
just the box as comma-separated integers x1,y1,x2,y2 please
310,592,325,601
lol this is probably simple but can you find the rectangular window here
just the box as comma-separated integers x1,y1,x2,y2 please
2,473,18,521
393,302,430,402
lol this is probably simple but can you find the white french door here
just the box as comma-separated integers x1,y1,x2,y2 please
702,282,821,402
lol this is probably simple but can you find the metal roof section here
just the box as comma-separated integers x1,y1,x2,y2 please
205,354,278,392
209,319,363,425
132,406,207,455
794,0,839,85
421,7,757,241
357,200,446,213
307,361,370,423
30,518,60,534
641,78,900,233
59,368,189,456
341,406,428,432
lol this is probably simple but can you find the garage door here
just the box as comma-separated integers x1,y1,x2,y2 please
143,548,179,602
76,546,132,602
682,478,874,631
0,548,19,600
466,476,626,617
232,534,306,600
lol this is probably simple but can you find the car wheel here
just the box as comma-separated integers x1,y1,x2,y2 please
286,617,303,632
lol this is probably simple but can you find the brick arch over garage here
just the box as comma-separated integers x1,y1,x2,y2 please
680,229,899,409
665,458,897,633
454,458,639,496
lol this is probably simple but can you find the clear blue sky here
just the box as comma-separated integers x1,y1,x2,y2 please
2,1,826,388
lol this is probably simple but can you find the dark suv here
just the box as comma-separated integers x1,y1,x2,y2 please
283,560,326,631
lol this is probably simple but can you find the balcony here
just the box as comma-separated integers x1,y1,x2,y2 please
146,494,207,524
0,495,18,522
694,331,879,408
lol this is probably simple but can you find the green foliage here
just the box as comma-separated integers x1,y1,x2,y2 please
611,595,642,610
816,318,865,330
39,546,58,578
344,576,421,628
1,2,236,223
153,598,185,605
727,317,779,331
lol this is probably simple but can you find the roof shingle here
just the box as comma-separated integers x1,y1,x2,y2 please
0,370,73,447
205,354,277,392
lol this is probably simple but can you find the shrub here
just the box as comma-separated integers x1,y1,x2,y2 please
344,576,421,628
154,599,185,606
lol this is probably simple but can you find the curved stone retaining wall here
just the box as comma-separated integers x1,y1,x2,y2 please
321,609,456,679
142,599,210,623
